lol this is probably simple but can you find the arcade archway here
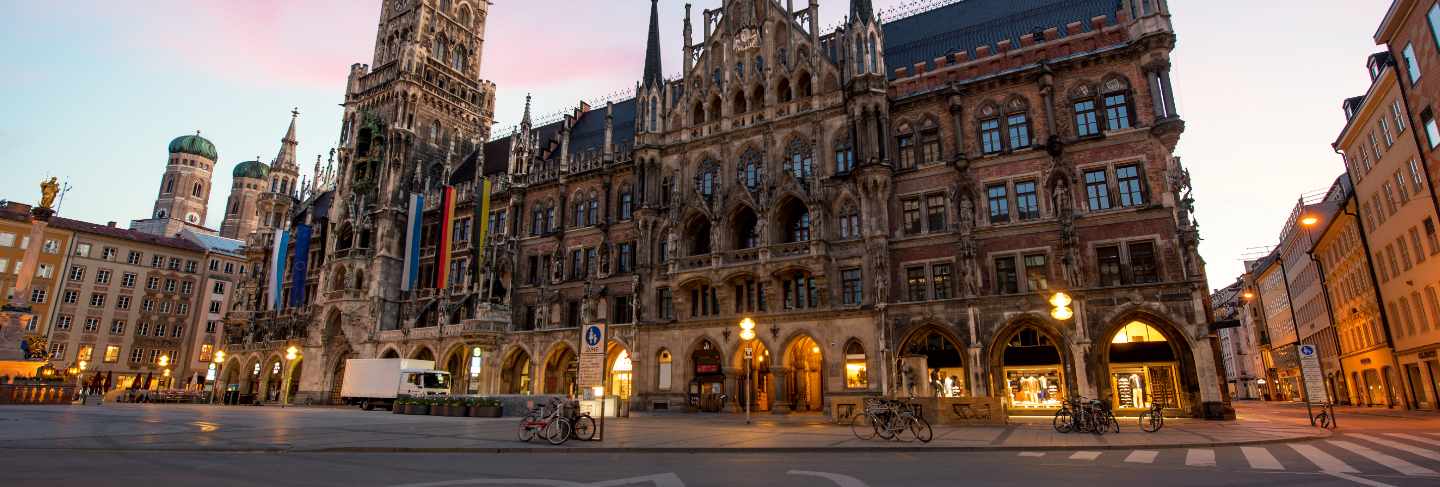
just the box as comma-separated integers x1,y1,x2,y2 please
502,348,533,395
782,335,823,412
900,326,966,398
543,344,577,396
994,324,1066,410
734,339,772,412
1106,321,1183,411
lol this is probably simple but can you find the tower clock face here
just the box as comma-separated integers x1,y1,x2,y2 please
186,212,200,224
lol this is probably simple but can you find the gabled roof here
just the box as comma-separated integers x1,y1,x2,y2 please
568,98,637,159
881,0,1124,79
49,217,205,252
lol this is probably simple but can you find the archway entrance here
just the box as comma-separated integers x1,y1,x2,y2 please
689,340,725,412
286,358,304,405
1107,321,1183,411
1000,325,1065,410
544,345,577,396
502,348,533,394
735,340,772,412
329,354,350,405
783,335,824,412
243,359,261,396
443,347,465,394
380,348,400,359
412,347,435,362
901,327,967,397
265,357,284,402
607,342,633,400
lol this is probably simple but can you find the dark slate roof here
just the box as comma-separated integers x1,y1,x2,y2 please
449,140,509,184
881,0,1124,79
568,98,637,158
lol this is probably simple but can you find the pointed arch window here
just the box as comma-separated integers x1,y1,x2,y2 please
834,142,855,174
696,160,719,203
839,203,860,240
619,186,634,221
649,97,658,132
587,192,599,226
192,182,204,198
786,139,814,180
738,148,762,191
163,177,175,194
868,34,879,74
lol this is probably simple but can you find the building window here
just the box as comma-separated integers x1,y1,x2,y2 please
906,267,928,301
84,318,99,333
1410,159,1426,194
69,265,85,282
994,257,1019,294
1116,164,1146,207
980,118,1003,154
110,320,125,335
88,294,106,308
987,184,1010,224
1085,169,1112,211
925,194,946,232
1006,113,1031,149
903,198,922,235
841,268,864,305
1075,100,1100,137
834,144,855,174
658,287,674,320
30,288,46,304
897,134,916,169
1426,218,1440,255
1104,93,1132,130
932,263,952,300
1097,245,1123,286
920,128,941,164
121,272,135,288
95,269,111,285
782,275,817,310
1130,241,1159,284
56,316,72,331
104,345,120,363
116,295,130,310
839,204,861,240
845,341,868,388
1015,181,1040,221
617,242,634,273
1395,99,1409,133
612,296,634,324
1426,109,1440,150
1025,254,1049,291
49,343,66,361
619,191,633,220
1404,42,1422,85
62,290,78,304
75,243,91,257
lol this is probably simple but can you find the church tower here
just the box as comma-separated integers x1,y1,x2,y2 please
133,132,217,236
256,110,302,231
219,158,269,240
329,0,498,330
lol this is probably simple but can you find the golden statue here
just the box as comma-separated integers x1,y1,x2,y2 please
39,177,59,209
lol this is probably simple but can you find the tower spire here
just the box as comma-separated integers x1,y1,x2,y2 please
642,0,663,88
851,0,875,22
275,108,300,170
521,93,533,130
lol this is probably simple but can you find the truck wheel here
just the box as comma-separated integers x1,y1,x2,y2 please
361,400,374,411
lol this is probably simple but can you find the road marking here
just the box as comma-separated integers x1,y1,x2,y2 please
1241,446,1284,470
1382,432,1440,448
1124,450,1158,464
1185,448,1215,467
1017,452,1045,457
1327,440,1437,477
1069,451,1102,461
1349,434,1440,462
787,470,869,487
1326,472,1397,487
388,473,686,487
1290,443,1359,473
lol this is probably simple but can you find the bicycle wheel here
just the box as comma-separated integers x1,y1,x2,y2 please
851,413,879,440
1105,412,1120,434
1318,412,1334,430
1053,408,1073,433
545,417,572,445
909,415,934,443
875,413,897,440
1139,412,1161,433
573,415,597,441
517,412,540,442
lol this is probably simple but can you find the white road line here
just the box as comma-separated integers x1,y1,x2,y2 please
1124,450,1158,464
1018,452,1045,457
1069,451,1102,461
1185,448,1215,467
1383,432,1440,448
1289,443,1358,474
1241,446,1284,470
1327,440,1438,477
1349,434,1440,462
1327,472,1397,487
787,470,868,487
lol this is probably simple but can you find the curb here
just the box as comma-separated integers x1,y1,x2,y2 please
0,429,1331,455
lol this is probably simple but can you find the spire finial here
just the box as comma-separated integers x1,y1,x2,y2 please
292,107,299,118
642,0,664,88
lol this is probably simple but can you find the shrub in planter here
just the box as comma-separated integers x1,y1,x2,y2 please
393,398,410,414
470,397,503,417
411,398,432,416
429,398,448,416
449,398,468,417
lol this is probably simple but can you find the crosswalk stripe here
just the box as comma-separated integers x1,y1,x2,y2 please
1185,448,1215,467
1241,446,1284,470
1018,452,1045,457
1070,451,1101,461
1327,440,1437,476
1289,443,1359,474
1385,432,1440,448
1124,450,1158,464
1350,434,1440,462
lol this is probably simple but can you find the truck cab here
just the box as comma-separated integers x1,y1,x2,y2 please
400,369,451,397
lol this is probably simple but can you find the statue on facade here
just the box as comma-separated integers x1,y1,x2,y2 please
39,177,60,209
551,249,564,283
631,274,643,322
957,194,975,233
598,242,612,276
1052,178,1073,216
666,229,679,261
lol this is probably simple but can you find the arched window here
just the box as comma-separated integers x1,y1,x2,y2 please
786,139,813,180
430,120,443,143
657,349,673,391
433,35,449,62
163,177,175,194
838,203,860,240
868,34,879,74
572,193,587,227
229,200,240,215
649,97,658,132
844,341,867,388
331,267,347,292
738,148,762,191
439,0,452,14
192,182,204,197
834,141,855,174
853,33,864,75
458,4,472,26
693,101,705,126
895,123,916,169
779,198,811,243
696,160,718,202
732,90,748,114
587,192,599,226
618,186,634,220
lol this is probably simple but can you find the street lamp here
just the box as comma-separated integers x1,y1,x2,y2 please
212,350,226,405
1049,292,1074,321
158,355,171,390
281,346,300,407
738,317,756,424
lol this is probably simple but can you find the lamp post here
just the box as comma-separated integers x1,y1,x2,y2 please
212,350,226,405
158,354,170,390
281,346,299,407
739,317,756,425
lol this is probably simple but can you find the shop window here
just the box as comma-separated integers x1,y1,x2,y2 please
657,350,673,391
1109,321,1179,410
1003,326,1062,409
901,329,964,397
845,341,868,389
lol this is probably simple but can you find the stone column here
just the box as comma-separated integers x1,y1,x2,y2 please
1159,68,1179,119
723,366,742,413
771,366,793,414
1147,70,1167,119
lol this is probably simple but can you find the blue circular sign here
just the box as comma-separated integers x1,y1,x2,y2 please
585,326,601,347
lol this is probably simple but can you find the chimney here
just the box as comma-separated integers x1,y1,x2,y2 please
107,221,117,228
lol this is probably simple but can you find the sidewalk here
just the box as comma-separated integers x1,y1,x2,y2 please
0,402,1330,453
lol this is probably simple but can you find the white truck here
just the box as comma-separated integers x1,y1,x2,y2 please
340,358,452,410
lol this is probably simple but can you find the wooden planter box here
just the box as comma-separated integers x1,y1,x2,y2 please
393,404,406,414
410,404,431,415
469,405,502,417
429,405,447,416
447,405,467,417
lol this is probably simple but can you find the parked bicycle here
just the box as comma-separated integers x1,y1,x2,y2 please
1053,397,1119,435
1138,399,1165,433
1313,402,1337,429
850,397,932,443
517,398,572,445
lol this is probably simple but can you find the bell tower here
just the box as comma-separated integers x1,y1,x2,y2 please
134,131,218,236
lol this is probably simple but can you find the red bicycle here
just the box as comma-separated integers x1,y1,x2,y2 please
517,398,572,445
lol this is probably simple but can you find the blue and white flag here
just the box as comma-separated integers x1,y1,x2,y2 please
401,193,424,291
288,224,312,307
269,230,290,310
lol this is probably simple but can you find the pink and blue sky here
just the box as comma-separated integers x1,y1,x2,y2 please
0,0,1386,283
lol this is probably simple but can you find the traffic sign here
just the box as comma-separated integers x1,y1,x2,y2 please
1296,343,1328,404
578,323,607,389
581,323,605,355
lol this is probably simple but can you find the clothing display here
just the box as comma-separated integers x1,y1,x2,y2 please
1005,368,1062,408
